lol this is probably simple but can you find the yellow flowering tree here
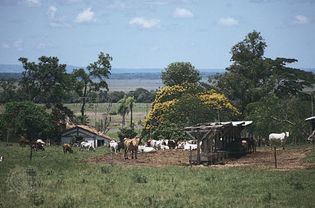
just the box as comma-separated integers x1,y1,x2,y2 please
142,84,239,139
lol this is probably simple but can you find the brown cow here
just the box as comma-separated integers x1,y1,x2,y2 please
63,144,73,153
124,136,142,159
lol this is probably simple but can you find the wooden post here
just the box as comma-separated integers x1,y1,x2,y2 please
274,146,277,168
111,151,113,166
197,139,200,164
189,146,192,167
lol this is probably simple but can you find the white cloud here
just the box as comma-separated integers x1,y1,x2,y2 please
48,6,57,19
13,40,23,51
173,8,193,18
218,17,239,26
75,8,95,23
293,15,310,24
23,0,41,7
129,17,160,29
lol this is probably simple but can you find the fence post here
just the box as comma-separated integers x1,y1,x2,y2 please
274,146,277,168
189,146,192,167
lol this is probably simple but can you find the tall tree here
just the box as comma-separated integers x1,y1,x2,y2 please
215,31,315,115
18,56,72,106
161,62,201,86
117,96,129,127
1,102,52,160
0,79,18,103
143,83,238,139
126,96,135,128
73,52,112,123
18,56,75,134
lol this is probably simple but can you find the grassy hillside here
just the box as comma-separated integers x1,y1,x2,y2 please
0,143,314,208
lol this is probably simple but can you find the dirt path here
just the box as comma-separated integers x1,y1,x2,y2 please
87,147,315,170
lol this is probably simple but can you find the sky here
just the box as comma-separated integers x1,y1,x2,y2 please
0,0,314,72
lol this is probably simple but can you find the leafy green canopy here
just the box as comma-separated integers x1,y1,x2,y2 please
161,62,201,86
143,83,239,139
245,96,310,142
215,31,315,142
0,101,52,142
216,31,315,115
18,56,73,106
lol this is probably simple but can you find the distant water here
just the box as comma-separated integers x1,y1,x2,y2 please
0,64,224,74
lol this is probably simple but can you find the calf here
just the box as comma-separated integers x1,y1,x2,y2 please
63,144,73,153
109,140,119,153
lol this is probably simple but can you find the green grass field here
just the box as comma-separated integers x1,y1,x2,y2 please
0,143,314,208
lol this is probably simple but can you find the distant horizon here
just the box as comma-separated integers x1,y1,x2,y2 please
1,63,315,74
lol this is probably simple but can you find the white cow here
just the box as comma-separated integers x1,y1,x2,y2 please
80,141,95,151
138,145,156,153
109,140,119,153
36,139,45,145
269,132,289,150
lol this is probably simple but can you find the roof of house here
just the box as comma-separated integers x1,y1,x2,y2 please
305,116,315,121
62,124,112,141
184,121,253,132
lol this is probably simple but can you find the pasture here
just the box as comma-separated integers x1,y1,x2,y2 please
0,143,315,208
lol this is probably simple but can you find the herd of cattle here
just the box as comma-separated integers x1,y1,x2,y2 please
109,138,202,158
10,131,295,161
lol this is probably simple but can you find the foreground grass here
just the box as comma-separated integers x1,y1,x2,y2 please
0,143,314,208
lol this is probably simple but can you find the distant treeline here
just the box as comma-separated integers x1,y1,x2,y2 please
0,73,156,103
0,71,218,80
0,73,22,80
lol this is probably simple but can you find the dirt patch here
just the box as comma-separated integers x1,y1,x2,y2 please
86,147,315,170
223,148,315,170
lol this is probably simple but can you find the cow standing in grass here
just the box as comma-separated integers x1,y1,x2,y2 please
269,132,289,150
63,144,73,153
124,136,142,159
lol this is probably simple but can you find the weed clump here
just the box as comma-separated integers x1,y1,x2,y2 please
133,173,148,183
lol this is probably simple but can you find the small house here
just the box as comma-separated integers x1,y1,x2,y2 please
61,125,112,148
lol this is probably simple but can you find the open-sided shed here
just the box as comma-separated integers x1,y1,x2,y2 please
184,121,254,165
305,116,315,142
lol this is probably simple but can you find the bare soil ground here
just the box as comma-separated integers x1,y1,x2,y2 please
87,147,315,170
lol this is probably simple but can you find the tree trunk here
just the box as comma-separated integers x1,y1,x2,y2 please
122,114,125,127
80,85,88,123
130,105,133,128
29,141,33,161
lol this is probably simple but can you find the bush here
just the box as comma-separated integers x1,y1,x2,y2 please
117,127,137,141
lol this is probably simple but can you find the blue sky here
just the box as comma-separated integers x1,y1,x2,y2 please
0,0,314,71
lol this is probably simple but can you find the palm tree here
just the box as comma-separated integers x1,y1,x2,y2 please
126,96,135,128
117,96,129,127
